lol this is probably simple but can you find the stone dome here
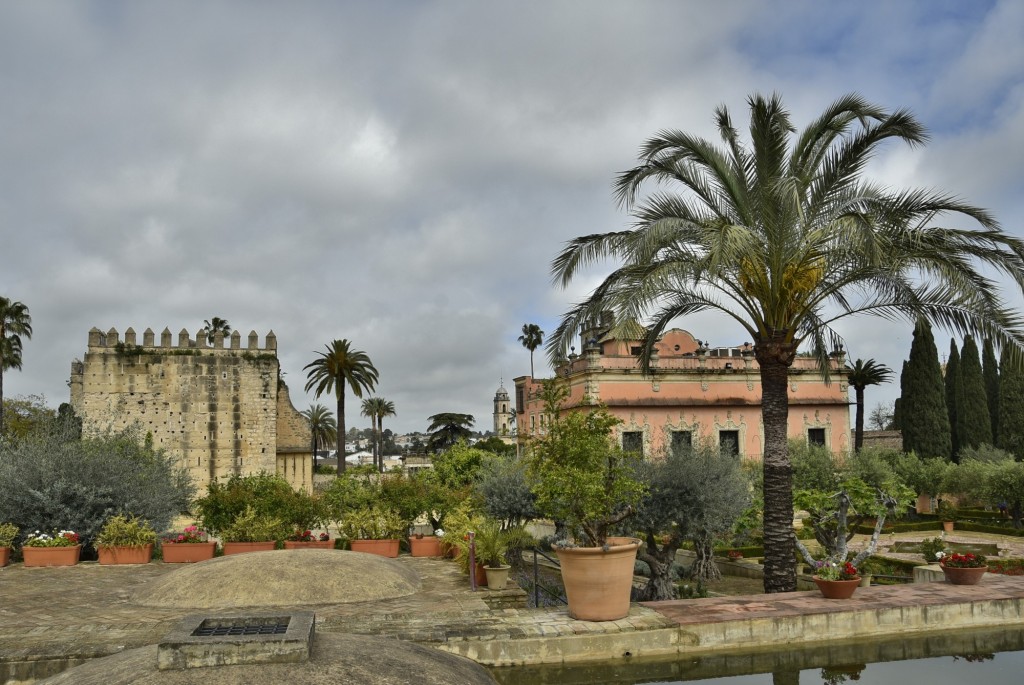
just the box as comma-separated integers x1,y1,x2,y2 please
132,550,421,610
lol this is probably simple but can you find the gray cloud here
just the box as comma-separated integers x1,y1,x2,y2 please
2,1,1022,433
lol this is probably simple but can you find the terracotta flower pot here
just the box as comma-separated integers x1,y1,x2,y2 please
473,561,488,587
98,544,153,565
23,545,81,567
161,541,216,563
813,576,861,599
942,521,955,533
349,539,400,558
555,537,640,621
222,541,276,555
283,540,333,550
941,564,988,585
0,547,10,568
484,564,511,590
410,536,443,557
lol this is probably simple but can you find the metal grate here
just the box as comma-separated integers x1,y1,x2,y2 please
191,618,290,638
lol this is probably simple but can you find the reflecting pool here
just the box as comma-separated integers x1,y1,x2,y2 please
490,626,1024,685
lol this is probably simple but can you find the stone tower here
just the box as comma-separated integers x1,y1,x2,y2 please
69,326,312,492
492,379,512,439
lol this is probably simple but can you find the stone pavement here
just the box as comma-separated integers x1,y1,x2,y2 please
2,550,1024,681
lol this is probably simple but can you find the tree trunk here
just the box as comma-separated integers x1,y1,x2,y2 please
337,393,346,477
635,534,680,601
0,360,5,436
378,417,386,472
855,387,865,451
690,537,722,582
757,340,797,593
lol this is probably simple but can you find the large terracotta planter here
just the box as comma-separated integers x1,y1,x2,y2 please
284,540,333,550
942,521,955,533
0,547,10,568
472,561,488,587
410,536,443,557
23,545,81,567
349,539,400,558
941,565,988,585
555,537,640,621
484,565,511,590
222,541,276,555
813,576,861,599
161,542,216,563
98,544,153,565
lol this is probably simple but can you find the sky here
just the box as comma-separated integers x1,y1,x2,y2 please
2,0,1023,434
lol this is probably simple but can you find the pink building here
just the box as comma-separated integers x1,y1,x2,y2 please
514,314,851,460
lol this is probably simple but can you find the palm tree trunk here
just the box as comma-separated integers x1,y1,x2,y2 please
373,415,380,472
854,387,866,451
337,393,346,477
758,344,797,593
0,361,5,436
530,350,535,378
377,416,385,472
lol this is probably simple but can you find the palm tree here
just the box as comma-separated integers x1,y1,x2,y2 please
549,93,1024,593
426,412,475,452
0,297,32,435
304,340,379,476
518,323,544,378
203,317,231,344
847,359,894,452
361,397,383,470
301,403,336,473
374,398,396,471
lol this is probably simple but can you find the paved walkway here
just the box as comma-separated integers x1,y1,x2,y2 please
2,546,1024,681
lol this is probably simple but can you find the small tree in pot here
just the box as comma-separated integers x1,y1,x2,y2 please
524,381,646,620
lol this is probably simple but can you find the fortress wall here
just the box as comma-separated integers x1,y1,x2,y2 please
70,327,290,493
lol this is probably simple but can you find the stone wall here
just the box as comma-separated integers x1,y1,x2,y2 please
70,326,311,493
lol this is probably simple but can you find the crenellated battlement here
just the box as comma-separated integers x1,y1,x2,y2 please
86,327,278,354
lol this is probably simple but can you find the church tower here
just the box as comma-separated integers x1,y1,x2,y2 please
493,379,512,439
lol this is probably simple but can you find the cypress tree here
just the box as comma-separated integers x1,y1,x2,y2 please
958,335,992,455
997,346,1024,460
900,320,951,460
944,339,961,460
983,338,1000,441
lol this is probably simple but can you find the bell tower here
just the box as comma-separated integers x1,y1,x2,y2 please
492,379,512,437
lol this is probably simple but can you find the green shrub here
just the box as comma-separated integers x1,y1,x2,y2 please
919,537,946,563
0,522,18,548
319,467,380,522
195,473,322,534
219,506,288,543
336,506,405,540
0,420,193,550
95,514,157,548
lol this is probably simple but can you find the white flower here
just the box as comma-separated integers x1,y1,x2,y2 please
935,551,945,560
434,529,445,537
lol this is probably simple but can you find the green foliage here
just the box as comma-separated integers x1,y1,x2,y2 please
790,441,840,492
194,473,324,535
920,536,946,563
901,320,952,460
473,436,516,457
959,444,1014,464
958,336,993,454
430,441,488,490
336,506,405,540
95,514,157,548
0,522,18,547
1,394,56,439
935,500,958,522
889,452,951,497
945,339,961,459
219,505,288,543
983,338,1000,441
0,421,193,549
475,453,539,526
984,460,1024,523
998,346,1024,460
472,518,533,568
319,465,380,523
426,413,475,453
524,381,645,546
378,471,430,528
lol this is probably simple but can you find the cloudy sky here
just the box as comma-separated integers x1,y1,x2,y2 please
2,1,1022,434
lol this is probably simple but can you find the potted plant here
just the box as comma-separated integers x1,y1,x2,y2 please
22,530,81,567
937,501,958,532
524,381,646,621
409,529,445,557
160,525,216,563
472,518,532,590
937,551,988,585
812,559,861,599
920,537,946,564
337,506,404,557
284,529,333,550
95,514,157,565
220,506,286,555
0,523,17,567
